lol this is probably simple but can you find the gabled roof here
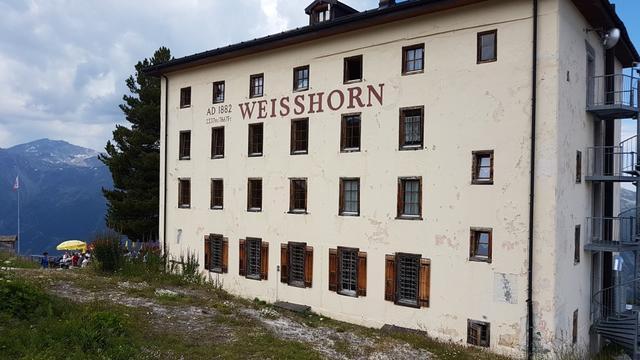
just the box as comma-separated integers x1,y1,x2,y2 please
304,0,359,15
144,0,639,76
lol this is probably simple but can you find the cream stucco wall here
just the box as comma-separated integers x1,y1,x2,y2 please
157,0,631,357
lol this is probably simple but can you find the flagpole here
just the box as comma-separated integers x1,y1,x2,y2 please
17,177,20,256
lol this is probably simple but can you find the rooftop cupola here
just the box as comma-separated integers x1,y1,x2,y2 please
305,0,359,26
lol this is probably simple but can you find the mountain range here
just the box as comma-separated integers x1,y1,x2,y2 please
0,139,112,255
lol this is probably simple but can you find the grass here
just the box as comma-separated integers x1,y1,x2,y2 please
0,251,40,269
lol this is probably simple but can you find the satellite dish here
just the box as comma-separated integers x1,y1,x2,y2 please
603,28,621,49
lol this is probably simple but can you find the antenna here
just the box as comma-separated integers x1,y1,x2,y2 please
603,28,621,49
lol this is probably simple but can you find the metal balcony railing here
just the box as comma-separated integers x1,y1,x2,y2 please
586,216,639,252
588,73,639,108
586,145,638,180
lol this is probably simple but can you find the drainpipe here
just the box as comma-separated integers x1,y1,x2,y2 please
526,0,538,359
162,75,169,257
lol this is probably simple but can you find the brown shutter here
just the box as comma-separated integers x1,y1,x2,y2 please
338,180,344,215
385,254,396,302
280,244,289,284
419,258,431,308
222,238,229,273
357,251,367,297
261,241,269,280
239,239,246,276
328,248,338,292
204,235,211,271
304,246,313,288
397,180,404,217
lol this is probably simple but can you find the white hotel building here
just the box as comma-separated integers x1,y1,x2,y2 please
146,0,640,357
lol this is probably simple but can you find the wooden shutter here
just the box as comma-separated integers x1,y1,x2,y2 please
239,239,246,276
304,246,313,288
357,251,367,297
397,180,404,217
385,254,396,301
328,248,338,292
280,244,289,284
204,235,211,271
261,241,269,280
419,258,431,307
222,238,229,273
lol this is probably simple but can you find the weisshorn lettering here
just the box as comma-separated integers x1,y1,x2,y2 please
238,84,384,120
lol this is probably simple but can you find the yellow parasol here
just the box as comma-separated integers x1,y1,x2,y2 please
56,240,87,252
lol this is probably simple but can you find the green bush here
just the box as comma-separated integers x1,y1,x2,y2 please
0,275,54,320
92,232,124,273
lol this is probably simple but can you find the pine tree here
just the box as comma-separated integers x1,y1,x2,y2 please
100,47,172,242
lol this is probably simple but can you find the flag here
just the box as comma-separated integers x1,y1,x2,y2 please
12,176,19,191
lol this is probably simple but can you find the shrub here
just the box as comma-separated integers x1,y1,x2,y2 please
92,231,124,273
0,274,54,320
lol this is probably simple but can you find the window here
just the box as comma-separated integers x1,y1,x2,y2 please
343,55,363,83
281,242,313,288
179,131,191,160
572,310,578,344
397,177,422,219
402,44,424,74
180,87,191,108
472,151,494,185
178,179,191,208
477,30,497,63
293,66,310,91
211,179,223,210
467,320,490,347
247,178,262,211
574,225,581,264
341,114,361,152
289,179,307,213
469,228,492,263
290,118,309,154
239,238,268,280
211,127,225,158
212,81,225,103
339,178,360,216
576,151,582,183
248,123,264,156
204,234,228,273
399,107,424,150
314,4,330,23
328,247,367,297
385,253,430,308
250,73,264,98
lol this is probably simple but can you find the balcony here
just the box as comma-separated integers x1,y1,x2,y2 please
587,74,639,119
585,216,640,252
585,146,639,182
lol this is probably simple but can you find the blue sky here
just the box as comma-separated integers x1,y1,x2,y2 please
0,0,638,150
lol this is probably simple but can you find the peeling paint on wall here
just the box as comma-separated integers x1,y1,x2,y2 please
494,273,518,304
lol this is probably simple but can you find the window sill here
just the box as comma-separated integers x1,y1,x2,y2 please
338,290,358,298
477,59,497,64
249,94,264,99
290,151,308,155
179,157,191,160
469,257,491,263
339,212,360,217
293,87,309,93
211,268,223,274
394,299,421,309
247,208,262,213
288,210,308,215
288,281,307,288
211,155,224,160
210,206,223,211
213,100,224,104
178,205,191,209
471,180,494,185
246,274,262,281
343,79,363,85
248,153,263,158
341,148,361,153
399,145,424,151
396,215,423,221
180,105,191,109
402,70,424,76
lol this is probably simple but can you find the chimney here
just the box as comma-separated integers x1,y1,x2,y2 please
379,0,395,9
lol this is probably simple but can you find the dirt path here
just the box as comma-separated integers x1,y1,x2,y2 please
42,271,432,360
